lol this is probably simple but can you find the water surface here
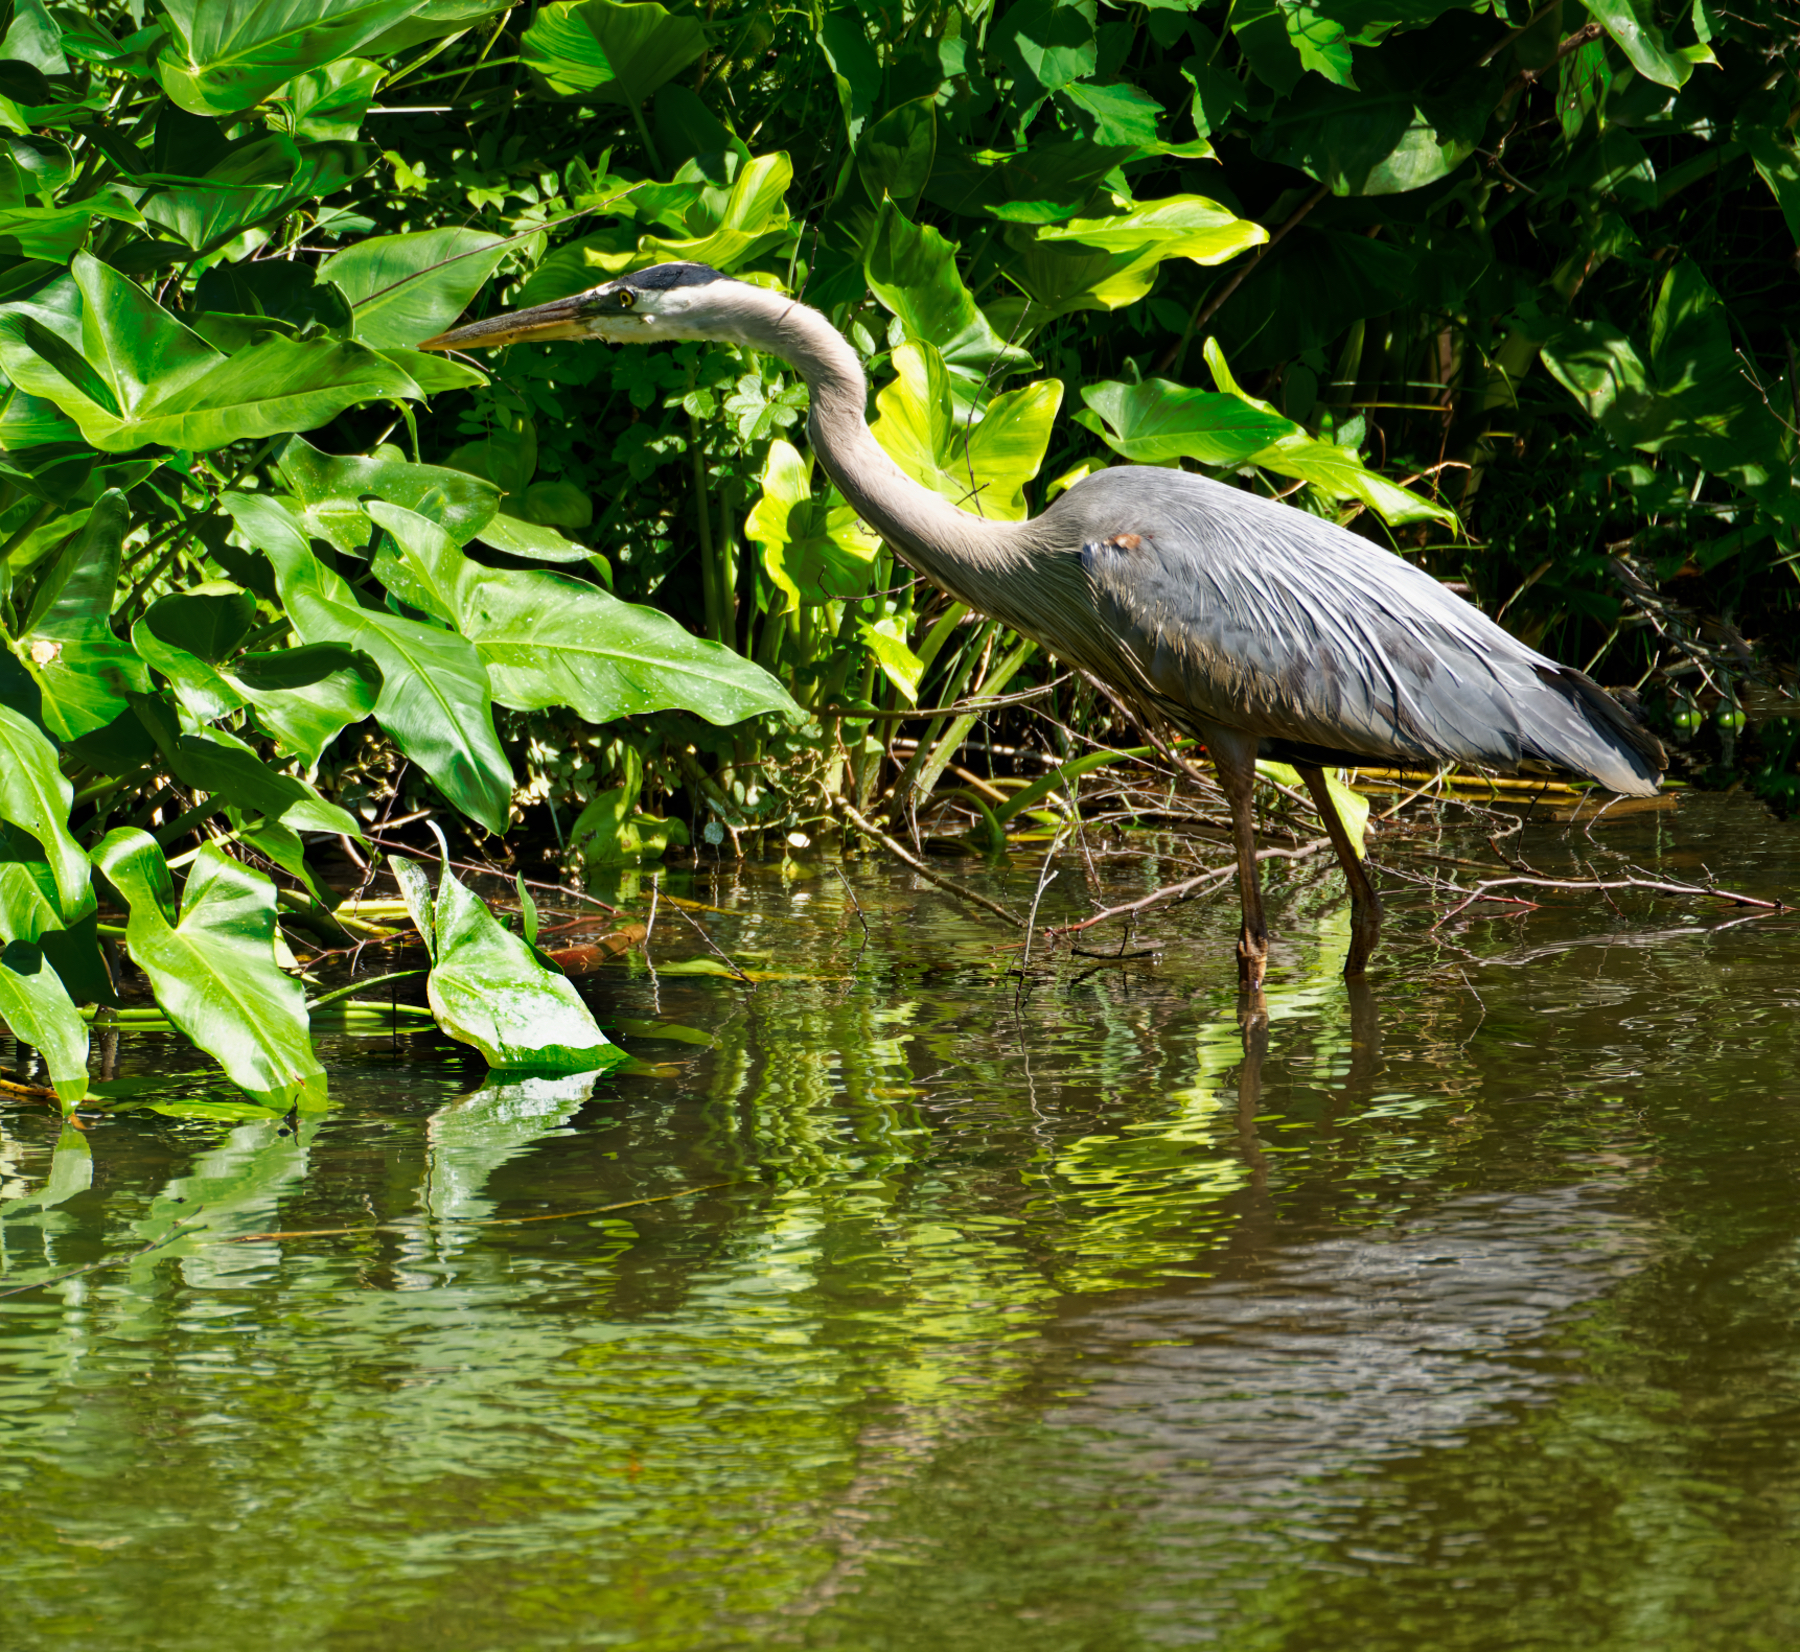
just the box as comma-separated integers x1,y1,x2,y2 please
3,795,1797,1650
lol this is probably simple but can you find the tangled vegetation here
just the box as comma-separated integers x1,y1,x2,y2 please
0,0,1797,1109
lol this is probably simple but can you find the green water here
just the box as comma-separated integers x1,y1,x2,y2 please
2,796,1798,1650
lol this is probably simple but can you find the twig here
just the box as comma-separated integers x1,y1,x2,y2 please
673,906,755,986
1435,872,1788,927
367,836,620,913
1047,840,1330,938
1019,834,1066,972
838,799,1025,929
832,864,870,935
819,676,1074,722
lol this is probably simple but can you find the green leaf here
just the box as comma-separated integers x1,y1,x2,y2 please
566,745,686,868
818,7,881,144
1741,116,1800,246
745,439,880,608
0,941,88,1104
320,226,511,350
154,0,425,115
870,342,1062,522
276,57,384,143
994,0,1098,99
1256,70,1481,196
522,0,708,105
858,612,925,703
5,489,150,740
223,491,515,835
471,512,593,564
131,694,364,839
1078,378,1293,466
0,257,420,453
141,136,367,256
1540,318,1666,446
276,433,502,548
865,199,1034,386
1039,193,1266,268
0,704,87,920
130,583,258,722
0,824,93,950
393,845,619,1071
366,501,800,726
1060,82,1164,148
518,152,794,304
93,831,325,1106
227,644,381,764
1202,339,1457,526
1581,0,1693,89
857,98,937,215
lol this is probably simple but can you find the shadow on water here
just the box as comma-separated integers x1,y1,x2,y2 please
2,795,1799,1650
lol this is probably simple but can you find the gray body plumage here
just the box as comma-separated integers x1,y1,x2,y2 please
1028,466,1663,793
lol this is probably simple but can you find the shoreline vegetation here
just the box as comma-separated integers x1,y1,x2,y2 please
1,0,1797,1106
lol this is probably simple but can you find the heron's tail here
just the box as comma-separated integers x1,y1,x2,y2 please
1524,667,1666,795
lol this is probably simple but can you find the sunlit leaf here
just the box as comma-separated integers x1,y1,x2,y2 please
1078,378,1292,467
367,501,800,726
223,491,514,835
154,0,424,115
393,845,620,1071
870,342,1061,522
1581,0,1693,88
522,0,708,105
0,944,88,1104
94,830,325,1107
1038,194,1265,265
745,439,880,608
0,257,420,453
0,703,87,920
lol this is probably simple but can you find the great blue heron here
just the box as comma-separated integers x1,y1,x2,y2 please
422,262,1665,988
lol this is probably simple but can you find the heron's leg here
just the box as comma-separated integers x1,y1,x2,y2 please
1202,724,1267,991
1297,765,1382,976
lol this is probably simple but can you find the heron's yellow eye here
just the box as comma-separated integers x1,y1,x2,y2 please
615,288,635,310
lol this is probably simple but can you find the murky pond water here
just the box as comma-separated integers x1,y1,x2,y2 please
3,795,1798,1650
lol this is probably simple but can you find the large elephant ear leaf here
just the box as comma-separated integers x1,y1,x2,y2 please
320,227,512,350
0,944,89,1107
390,846,621,1073
94,830,327,1108
522,0,708,105
154,0,427,115
0,702,89,920
10,489,150,742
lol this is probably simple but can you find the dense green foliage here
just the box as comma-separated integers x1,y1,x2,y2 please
1,0,1797,1103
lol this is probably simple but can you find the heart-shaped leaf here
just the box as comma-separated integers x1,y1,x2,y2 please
522,0,708,105
94,830,326,1107
224,491,514,833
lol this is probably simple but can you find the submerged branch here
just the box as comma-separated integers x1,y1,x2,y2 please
837,798,1025,929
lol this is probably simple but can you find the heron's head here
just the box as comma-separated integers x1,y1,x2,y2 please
418,261,754,353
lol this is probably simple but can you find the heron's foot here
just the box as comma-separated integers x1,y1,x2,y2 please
1236,931,1267,991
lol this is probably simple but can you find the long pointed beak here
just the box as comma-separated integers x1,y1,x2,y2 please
418,293,595,352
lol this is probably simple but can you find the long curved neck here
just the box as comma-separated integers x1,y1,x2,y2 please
726,287,1038,615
